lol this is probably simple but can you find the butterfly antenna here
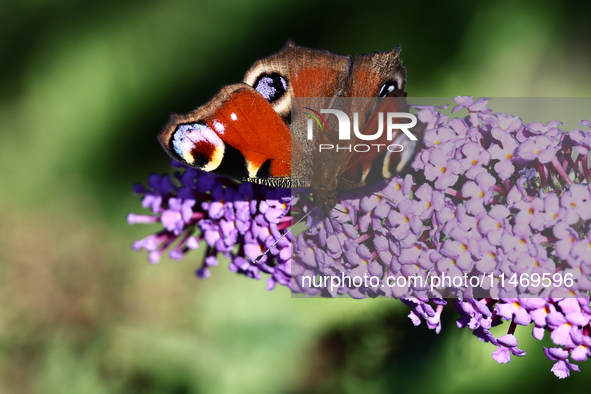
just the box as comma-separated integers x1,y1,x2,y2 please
253,207,318,264
374,192,395,204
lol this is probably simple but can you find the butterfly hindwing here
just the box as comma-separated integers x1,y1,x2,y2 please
158,83,294,187
341,93,422,189
338,46,419,189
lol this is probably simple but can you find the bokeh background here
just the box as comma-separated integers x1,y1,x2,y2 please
1,0,590,393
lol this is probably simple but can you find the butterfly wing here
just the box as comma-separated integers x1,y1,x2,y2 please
338,47,421,190
159,40,351,188
243,39,351,187
158,83,295,187
345,46,406,98
243,39,351,120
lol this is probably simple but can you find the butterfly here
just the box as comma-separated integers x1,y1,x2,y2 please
158,39,422,217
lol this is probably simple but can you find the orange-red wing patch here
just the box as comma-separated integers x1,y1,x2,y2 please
158,84,293,183
209,85,292,177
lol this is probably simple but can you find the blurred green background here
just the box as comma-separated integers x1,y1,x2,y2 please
1,0,590,393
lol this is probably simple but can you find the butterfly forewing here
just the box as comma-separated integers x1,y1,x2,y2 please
243,39,351,108
242,39,352,188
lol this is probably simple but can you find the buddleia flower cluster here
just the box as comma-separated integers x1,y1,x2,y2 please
129,97,591,378
127,160,291,290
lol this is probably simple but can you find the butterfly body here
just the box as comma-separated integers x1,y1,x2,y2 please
158,40,421,217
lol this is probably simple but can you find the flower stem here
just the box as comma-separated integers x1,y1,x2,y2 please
445,188,463,198
494,185,507,195
536,159,548,189
551,157,573,186
507,320,517,335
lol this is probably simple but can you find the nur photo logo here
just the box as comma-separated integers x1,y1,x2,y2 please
303,106,418,153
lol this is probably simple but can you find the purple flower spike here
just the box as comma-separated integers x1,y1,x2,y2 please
129,160,291,288
130,99,591,379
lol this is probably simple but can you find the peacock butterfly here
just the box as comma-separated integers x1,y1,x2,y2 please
157,39,422,217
